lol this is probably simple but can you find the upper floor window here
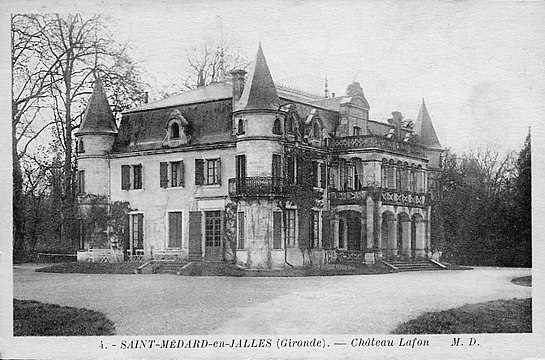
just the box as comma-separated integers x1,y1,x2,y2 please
313,122,321,138
77,139,85,153
353,126,361,136
237,118,245,135
273,118,283,135
286,116,294,135
122,164,143,190
170,122,180,139
195,158,221,186
160,161,185,188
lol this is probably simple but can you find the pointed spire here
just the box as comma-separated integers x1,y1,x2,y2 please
77,78,117,135
236,43,280,111
413,98,441,149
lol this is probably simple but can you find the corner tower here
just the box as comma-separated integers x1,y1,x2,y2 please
75,78,117,197
230,43,285,269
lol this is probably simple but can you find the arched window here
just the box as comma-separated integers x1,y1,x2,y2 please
388,159,395,189
273,118,282,135
381,158,388,188
396,161,402,190
237,118,245,135
313,122,321,138
401,162,409,191
170,122,180,139
286,116,293,135
77,138,85,153
410,164,416,192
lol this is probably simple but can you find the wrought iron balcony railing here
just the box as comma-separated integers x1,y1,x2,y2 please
328,135,427,157
228,177,287,197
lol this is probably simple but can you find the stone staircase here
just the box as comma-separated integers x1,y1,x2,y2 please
381,259,446,272
154,261,190,274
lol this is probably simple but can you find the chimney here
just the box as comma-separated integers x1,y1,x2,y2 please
143,91,149,104
331,92,336,97
230,69,246,106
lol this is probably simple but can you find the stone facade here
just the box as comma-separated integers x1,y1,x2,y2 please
75,44,443,269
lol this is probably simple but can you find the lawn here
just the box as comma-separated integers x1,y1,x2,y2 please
35,261,143,274
34,261,393,276
392,298,532,334
14,299,116,336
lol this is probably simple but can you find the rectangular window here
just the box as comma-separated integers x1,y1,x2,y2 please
273,211,282,249
171,161,184,187
121,165,131,190
310,211,320,248
133,165,143,189
236,155,246,180
205,211,221,246
131,213,144,250
320,162,327,188
77,170,85,194
286,209,296,247
237,212,245,249
197,158,221,186
353,126,361,136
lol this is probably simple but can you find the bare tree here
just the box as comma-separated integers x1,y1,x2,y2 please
12,13,147,257
183,39,248,90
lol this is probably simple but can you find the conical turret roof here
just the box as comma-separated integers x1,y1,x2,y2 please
77,78,117,135
236,43,280,111
414,99,441,149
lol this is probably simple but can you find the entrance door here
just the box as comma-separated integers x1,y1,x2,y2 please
204,211,223,261
168,212,183,248
346,211,361,251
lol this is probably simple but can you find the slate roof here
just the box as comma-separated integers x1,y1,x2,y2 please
413,99,442,149
77,79,117,135
236,43,280,111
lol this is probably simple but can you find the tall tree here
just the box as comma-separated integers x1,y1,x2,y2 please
12,13,147,257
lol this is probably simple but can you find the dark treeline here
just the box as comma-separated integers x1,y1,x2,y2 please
437,131,531,267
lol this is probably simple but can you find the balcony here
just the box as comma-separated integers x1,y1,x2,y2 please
228,177,287,198
328,135,427,157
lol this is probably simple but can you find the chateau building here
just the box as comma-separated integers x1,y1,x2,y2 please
76,44,443,268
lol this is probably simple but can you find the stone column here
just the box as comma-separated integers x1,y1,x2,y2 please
390,218,398,257
333,214,339,249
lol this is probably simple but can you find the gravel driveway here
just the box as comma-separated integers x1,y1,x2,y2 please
13,265,531,335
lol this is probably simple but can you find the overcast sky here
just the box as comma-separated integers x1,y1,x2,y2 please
6,0,545,154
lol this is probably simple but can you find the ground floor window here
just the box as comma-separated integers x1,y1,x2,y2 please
286,209,296,247
237,212,245,249
131,213,144,251
205,211,221,247
310,210,320,248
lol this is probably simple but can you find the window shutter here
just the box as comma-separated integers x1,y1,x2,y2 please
160,162,168,188
216,159,222,185
121,165,131,190
320,162,327,188
123,214,130,252
180,161,185,186
137,213,144,249
195,159,204,185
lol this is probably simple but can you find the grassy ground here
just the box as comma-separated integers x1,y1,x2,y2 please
512,276,532,287
35,261,143,274
14,299,116,336
34,261,393,276
392,298,532,334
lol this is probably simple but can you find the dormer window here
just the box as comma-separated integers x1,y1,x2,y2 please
313,122,321,138
273,118,283,135
170,122,180,139
164,109,189,146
